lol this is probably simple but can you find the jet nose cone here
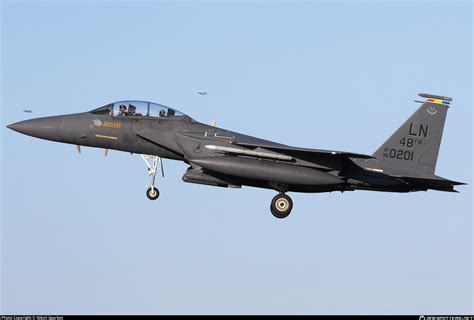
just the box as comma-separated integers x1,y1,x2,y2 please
7,121,35,133
6,123,17,131
7,116,64,142
7,120,31,133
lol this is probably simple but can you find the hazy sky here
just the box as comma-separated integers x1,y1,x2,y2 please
1,0,472,315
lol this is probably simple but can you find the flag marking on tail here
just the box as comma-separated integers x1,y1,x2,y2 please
425,98,451,105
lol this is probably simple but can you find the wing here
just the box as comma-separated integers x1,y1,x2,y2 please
229,141,374,160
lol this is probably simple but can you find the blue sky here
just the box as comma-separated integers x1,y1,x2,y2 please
1,0,472,315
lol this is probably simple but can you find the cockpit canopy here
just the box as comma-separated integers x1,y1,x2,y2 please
90,101,187,119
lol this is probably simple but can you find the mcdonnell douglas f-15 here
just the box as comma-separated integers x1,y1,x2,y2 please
7,93,464,218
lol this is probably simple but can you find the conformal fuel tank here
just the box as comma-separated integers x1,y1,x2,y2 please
190,156,344,186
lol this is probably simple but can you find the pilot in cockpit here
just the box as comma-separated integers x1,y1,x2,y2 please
128,104,136,116
119,104,127,116
167,109,175,117
159,109,166,117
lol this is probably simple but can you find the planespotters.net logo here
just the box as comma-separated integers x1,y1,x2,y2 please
420,316,474,320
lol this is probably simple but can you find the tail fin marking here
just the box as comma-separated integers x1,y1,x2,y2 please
367,93,452,177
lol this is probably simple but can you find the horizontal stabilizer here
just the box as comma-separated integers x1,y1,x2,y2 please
397,175,465,192
400,176,465,186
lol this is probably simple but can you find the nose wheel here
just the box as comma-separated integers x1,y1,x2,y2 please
146,186,160,200
141,154,164,201
270,193,293,219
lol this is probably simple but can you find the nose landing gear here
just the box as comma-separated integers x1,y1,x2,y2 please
141,154,163,201
146,186,160,200
270,193,293,219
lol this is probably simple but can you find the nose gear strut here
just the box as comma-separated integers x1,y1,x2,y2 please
140,154,164,200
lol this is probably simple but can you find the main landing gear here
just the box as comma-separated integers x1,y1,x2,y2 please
141,154,163,201
270,193,293,219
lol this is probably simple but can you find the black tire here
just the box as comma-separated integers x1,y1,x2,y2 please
270,193,293,219
146,186,160,200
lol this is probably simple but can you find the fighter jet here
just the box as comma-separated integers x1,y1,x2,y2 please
7,93,464,218
23,109,33,113
197,91,207,95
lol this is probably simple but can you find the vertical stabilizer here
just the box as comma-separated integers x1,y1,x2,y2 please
367,93,452,176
